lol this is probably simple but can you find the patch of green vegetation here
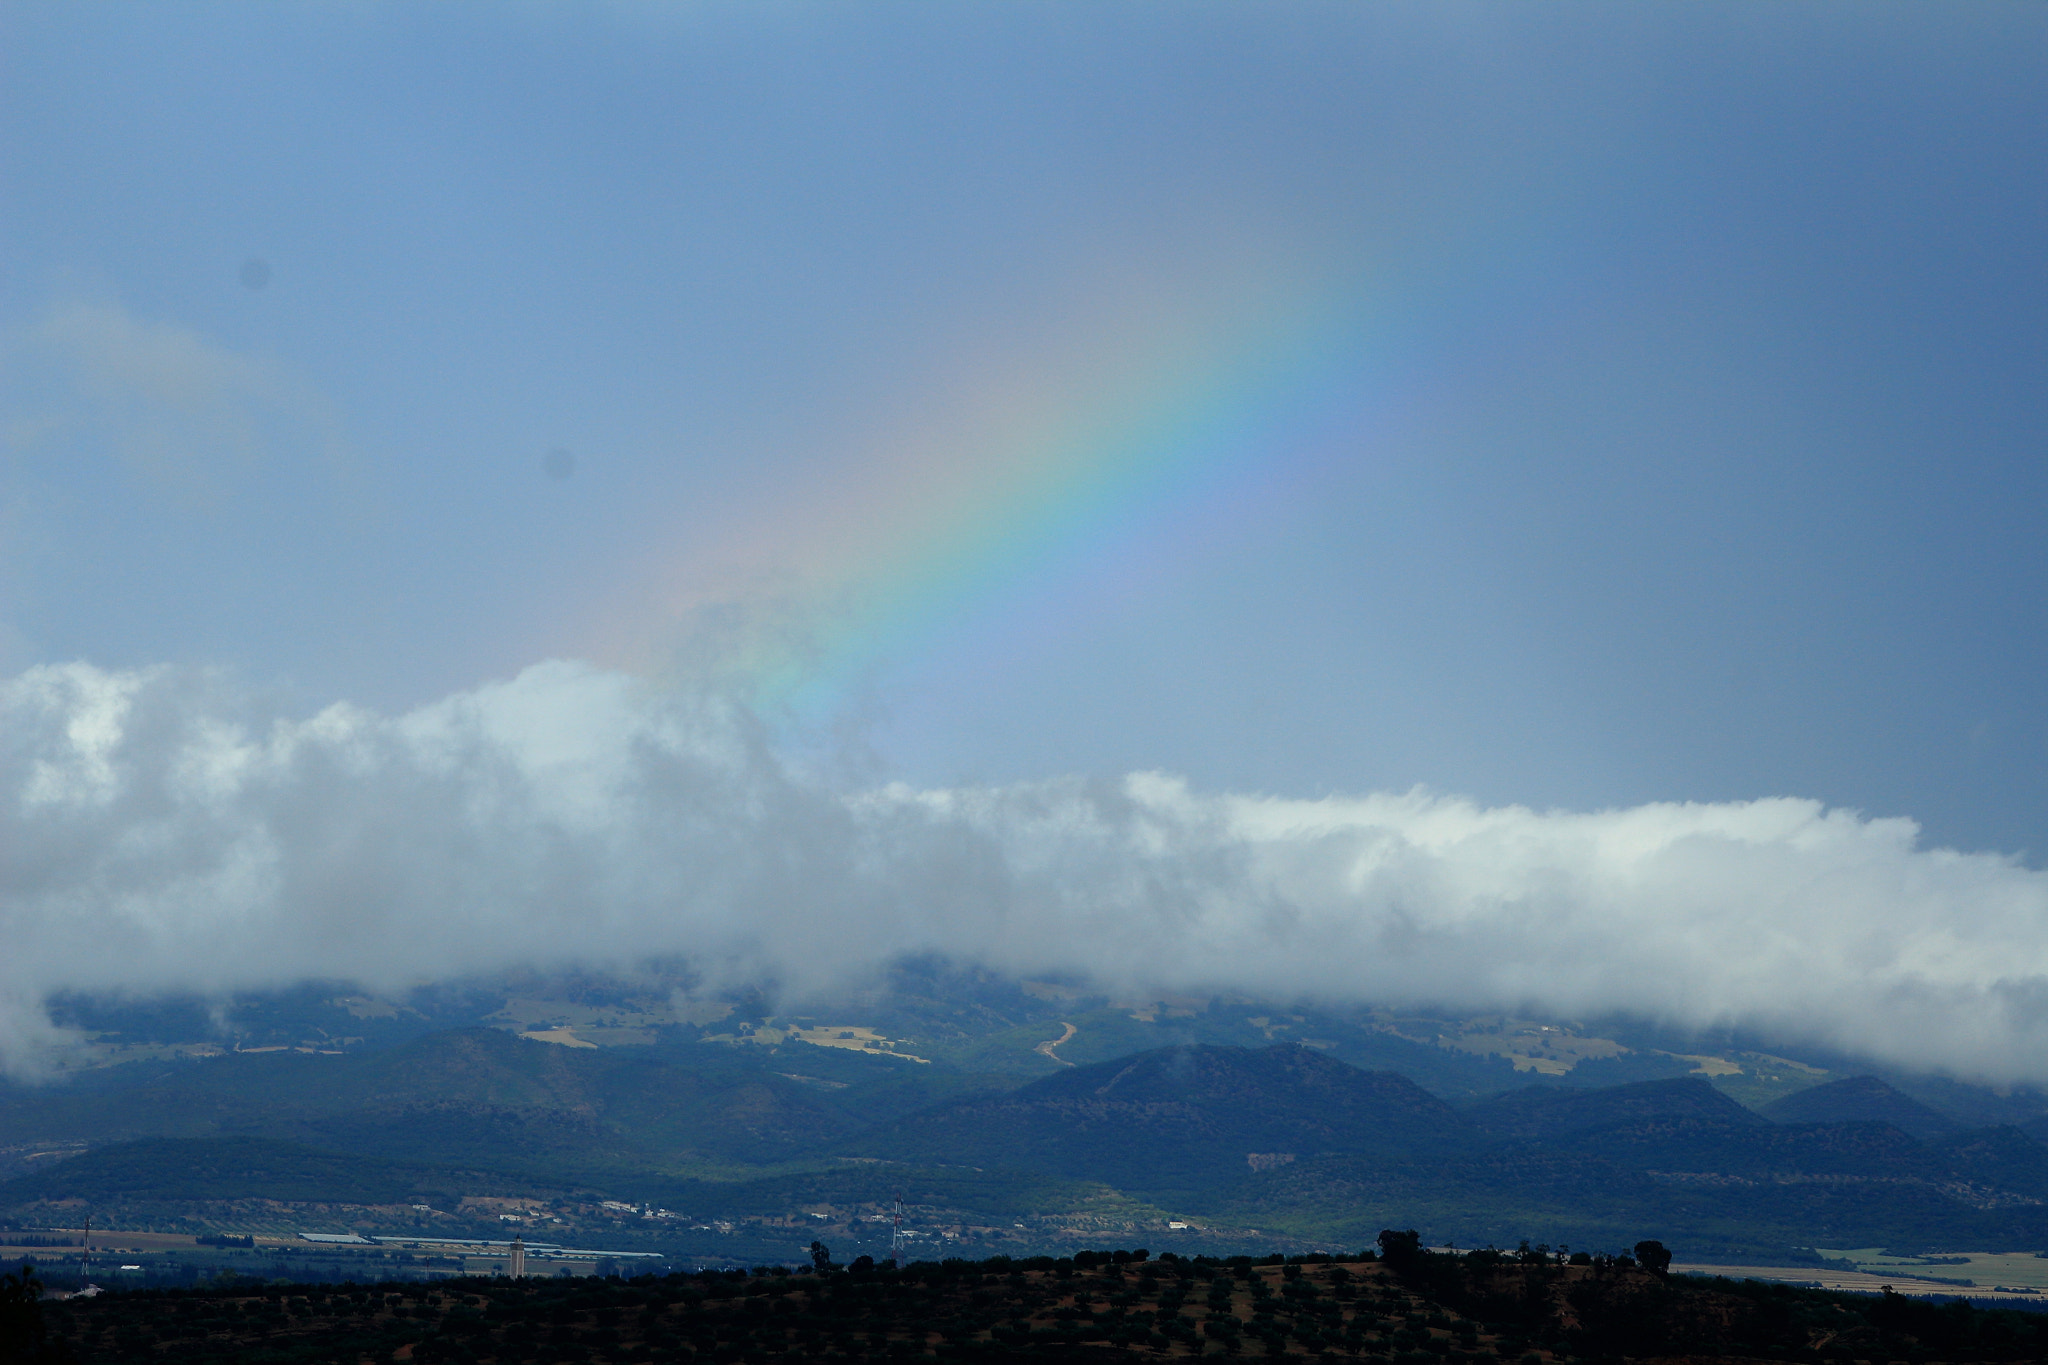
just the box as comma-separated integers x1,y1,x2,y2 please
1706,1053,1837,1110
1817,1247,2048,1292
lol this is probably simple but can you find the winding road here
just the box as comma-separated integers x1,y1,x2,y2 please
1034,1021,1077,1066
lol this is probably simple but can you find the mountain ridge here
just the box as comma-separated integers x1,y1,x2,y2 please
845,1043,1474,1194
1761,1075,1960,1140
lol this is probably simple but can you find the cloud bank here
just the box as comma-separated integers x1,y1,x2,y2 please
6,659,2048,1082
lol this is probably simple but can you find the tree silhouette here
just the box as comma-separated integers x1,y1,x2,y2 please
0,1262,48,1362
1377,1228,1423,1272
1633,1240,1672,1277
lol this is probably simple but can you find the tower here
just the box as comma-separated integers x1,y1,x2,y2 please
509,1236,526,1279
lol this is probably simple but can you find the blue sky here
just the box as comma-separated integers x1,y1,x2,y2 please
5,0,2047,865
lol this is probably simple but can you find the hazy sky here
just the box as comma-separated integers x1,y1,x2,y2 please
5,3,2048,1077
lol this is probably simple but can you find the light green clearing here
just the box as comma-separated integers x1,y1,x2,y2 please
1818,1248,2048,1293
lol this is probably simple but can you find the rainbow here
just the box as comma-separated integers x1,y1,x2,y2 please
591,270,1414,717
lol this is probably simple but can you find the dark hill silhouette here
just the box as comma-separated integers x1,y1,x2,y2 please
1762,1075,1959,1140
845,1043,1473,1193
1464,1076,1764,1143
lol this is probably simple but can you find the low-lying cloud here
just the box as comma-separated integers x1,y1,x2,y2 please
6,659,2048,1083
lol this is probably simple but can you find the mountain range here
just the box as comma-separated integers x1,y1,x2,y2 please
9,973,2048,1264
10,1029,2048,1263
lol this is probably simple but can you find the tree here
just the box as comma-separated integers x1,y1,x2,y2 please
1633,1240,1672,1278
0,1262,47,1362
810,1242,834,1272
1377,1229,1424,1273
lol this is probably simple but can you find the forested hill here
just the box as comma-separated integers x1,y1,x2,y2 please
843,1044,1472,1192
1464,1075,1765,1142
1762,1075,1962,1140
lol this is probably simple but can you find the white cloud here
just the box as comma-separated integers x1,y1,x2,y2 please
5,658,2048,1082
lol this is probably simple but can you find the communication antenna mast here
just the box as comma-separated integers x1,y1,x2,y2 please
887,1195,904,1265
81,1213,91,1291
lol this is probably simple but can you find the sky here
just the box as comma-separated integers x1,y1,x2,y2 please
4,3,2048,1079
